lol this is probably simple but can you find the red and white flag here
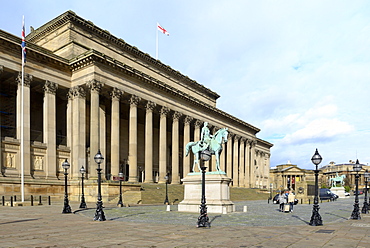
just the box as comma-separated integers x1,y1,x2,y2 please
157,23,170,36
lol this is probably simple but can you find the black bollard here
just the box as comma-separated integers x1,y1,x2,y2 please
48,196,51,205
309,199,311,205
14,195,16,202
31,195,33,206
38,195,43,205
10,196,13,207
301,198,303,204
2,196,4,206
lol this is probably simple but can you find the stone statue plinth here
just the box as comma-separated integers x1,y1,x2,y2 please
178,173,235,214
330,186,346,198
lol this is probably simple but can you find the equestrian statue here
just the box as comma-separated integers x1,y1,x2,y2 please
185,122,228,173
329,172,346,187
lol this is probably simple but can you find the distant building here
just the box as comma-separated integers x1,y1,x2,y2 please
320,161,370,189
270,160,370,195
270,162,314,192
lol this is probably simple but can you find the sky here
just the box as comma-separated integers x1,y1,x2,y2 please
1,0,370,169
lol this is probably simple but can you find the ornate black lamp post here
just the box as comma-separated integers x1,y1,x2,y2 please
79,166,87,208
351,159,362,220
62,159,72,214
309,148,323,226
93,149,106,221
117,172,124,207
164,174,169,205
197,150,211,228
361,170,369,214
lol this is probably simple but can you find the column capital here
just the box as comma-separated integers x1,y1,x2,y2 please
173,111,183,121
67,85,86,100
145,101,156,112
194,119,202,128
228,132,235,139
0,65,3,75
16,71,32,87
43,80,58,95
160,106,170,116
184,115,193,125
111,87,123,100
240,137,247,143
86,79,104,93
234,134,241,141
129,95,141,106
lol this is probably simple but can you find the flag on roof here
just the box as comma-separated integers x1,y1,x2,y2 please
157,23,170,36
21,16,26,64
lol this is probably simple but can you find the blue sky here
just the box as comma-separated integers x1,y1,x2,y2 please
1,0,370,169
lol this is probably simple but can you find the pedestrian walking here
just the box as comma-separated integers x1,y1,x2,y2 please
288,191,295,213
278,191,287,212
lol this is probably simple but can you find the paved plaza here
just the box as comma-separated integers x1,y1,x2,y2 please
1,197,370,247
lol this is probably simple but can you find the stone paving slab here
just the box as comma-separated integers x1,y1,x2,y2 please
1,197,370,247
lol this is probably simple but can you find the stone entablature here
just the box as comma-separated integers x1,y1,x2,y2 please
27,11,220,107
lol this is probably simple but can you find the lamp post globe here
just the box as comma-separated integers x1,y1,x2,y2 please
309,148,323,226
197,149,211,228
361,170,369,214
62,159,72,214
79,166,87,208
117,172,124,207
93,149,106,221
351,159,362,220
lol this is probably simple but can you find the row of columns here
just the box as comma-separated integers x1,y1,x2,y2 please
9,71,269,187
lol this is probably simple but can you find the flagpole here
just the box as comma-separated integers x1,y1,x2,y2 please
156,23,158,60
21,15,25,203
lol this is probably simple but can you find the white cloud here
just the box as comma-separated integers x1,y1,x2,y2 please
281,118,354,145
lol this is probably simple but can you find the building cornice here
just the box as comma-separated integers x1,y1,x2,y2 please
27,10,220,101
0,30,70,71
69,50,260,133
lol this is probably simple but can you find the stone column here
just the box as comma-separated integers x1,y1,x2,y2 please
244,139,251,187
192,120,202,172
250,140,257,188
110,88,123,177
233,135,240,187
183,116,193,176
100,105,107,178
239,137,245,187
16,72,32,177
144,101,156,183
43,81,58,179
128,95,141,183
171,111,182,184
68,86,86,178
226,132,233,177
87,80,104,178
0,66,2,174
194,120,202,143
158,106,170,183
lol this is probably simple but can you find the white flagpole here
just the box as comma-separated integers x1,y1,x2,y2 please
21,15,25,202
156,23,158,60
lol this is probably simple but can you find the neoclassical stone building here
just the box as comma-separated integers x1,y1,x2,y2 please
0,11,272,199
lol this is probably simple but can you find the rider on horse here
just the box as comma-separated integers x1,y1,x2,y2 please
200,122,212,151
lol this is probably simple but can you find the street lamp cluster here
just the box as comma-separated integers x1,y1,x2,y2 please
308,149,370,225
62,147,370,227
